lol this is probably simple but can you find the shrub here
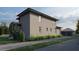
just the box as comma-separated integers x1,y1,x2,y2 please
56,34,63,37
52,35,55,38
30,34,63,41
12,31,25,42
45,35,56,38
37,36,44,40
30,36,37,41
18,31,25,42
46,35,51,39
30,36,45,41
50,34,63,38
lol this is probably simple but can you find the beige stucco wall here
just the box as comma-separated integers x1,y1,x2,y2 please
30,13,57,36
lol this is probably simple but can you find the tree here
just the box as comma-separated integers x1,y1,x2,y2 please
9,22,25,41
9,22,19,35
0,22,9,35
76,20,79,34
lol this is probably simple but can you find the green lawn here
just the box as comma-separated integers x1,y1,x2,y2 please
0,36,18,44
9,38,71,51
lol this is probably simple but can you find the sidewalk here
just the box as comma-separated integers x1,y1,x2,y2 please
0,37,70,51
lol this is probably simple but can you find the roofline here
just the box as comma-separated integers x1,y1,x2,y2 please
17,8,58,21
56,26,62,29
61,28,74,31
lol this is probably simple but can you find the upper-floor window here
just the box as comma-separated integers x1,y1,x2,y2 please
39,16,42,22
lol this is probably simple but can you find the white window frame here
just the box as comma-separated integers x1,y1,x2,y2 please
39,16,42,22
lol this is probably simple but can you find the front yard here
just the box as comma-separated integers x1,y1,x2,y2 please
0,36,18,44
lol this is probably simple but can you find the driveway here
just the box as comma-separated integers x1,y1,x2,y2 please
35,38,79,51
0,37,69,51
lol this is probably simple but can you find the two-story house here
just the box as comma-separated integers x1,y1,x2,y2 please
17,8,61,39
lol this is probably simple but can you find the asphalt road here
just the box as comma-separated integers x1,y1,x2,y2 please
35,38,79,51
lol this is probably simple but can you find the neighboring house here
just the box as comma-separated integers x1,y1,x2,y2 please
17,8,61,39
61,28,74,36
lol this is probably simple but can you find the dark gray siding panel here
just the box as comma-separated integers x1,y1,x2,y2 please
20,14,30,39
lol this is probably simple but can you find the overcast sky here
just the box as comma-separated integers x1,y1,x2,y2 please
0,7,79,30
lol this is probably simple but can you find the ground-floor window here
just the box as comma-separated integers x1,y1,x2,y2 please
39,26,42,32
46,28,48,31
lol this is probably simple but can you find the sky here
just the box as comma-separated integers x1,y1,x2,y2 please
0,7,79,30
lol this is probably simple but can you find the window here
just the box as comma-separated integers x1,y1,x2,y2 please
50,28,52,32
46,28,48,31
39,16,41,22
39,26,42,32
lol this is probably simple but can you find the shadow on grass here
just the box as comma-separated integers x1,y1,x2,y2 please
0,37,18,44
